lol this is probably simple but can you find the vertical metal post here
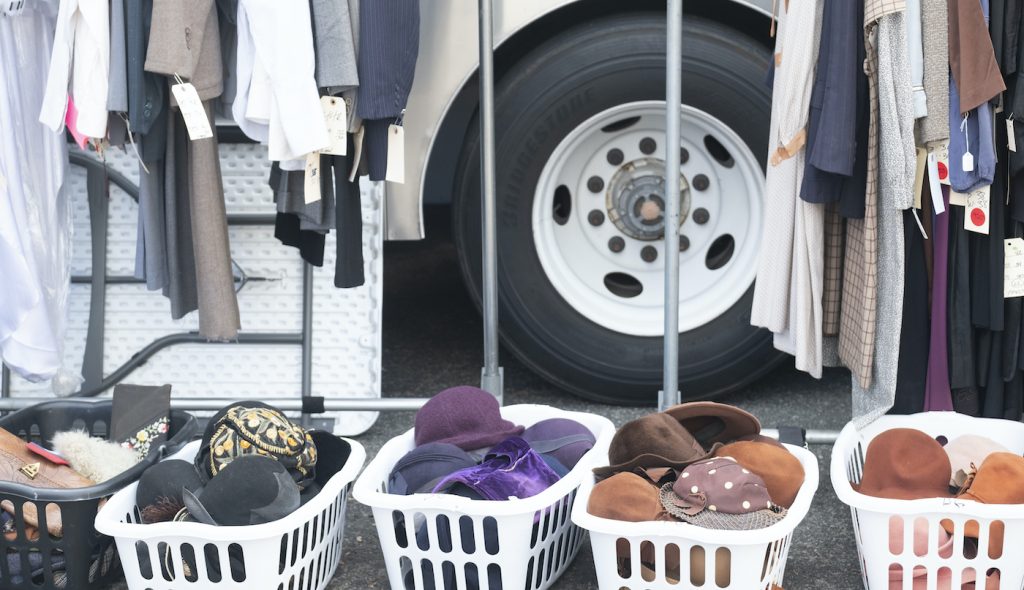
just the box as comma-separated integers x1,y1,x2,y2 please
479,0,504,401
300,263,314,424
1,366,9,398
659,0,683,412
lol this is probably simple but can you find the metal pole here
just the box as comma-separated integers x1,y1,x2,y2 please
659,0,683,412
479,0,504,401
300,263,314,425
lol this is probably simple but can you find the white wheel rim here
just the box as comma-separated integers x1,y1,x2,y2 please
532,101,763,337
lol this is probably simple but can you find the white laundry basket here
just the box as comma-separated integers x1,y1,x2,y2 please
94,437,365,590
831,412,1024,590
352,404,614,590
571,443,819,590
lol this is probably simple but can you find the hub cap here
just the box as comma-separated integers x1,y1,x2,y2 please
531,101,763,336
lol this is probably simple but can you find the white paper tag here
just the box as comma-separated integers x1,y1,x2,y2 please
964,185,991,234
385,124,405,184
348,125,365,182
929,141,951,185
1009,118,1018,153
321,96,347,156
962,151,975,172
1006,238,1024,298
950,189,968,207
913,147,927,209
170,82,213,140
926,152,946,214
304,152,322,204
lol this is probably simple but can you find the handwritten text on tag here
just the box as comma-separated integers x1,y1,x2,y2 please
170,82,213,140
1006,238,1024,298
304,152,322,204
964,185,991,234
321,96,347,156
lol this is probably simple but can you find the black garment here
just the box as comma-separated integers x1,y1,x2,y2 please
948,206,976,390
323,147,365,288
125,0,165,136
799,0,868,219
274,214,326,267
891,209,930,414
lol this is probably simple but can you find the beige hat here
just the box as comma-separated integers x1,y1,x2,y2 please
942,434,1010,488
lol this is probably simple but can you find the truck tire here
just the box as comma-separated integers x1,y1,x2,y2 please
452,14,783,405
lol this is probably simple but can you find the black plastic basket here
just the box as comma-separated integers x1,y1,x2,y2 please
0,400,197,590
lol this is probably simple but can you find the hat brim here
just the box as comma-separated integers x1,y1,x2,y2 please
851,481,954,501
658,483,787,531
593,446,718,478
662,402,761,447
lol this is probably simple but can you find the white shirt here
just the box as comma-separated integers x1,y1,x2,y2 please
905,0,927,118
38,0,109,138
2,0,74,382
233,0,328,162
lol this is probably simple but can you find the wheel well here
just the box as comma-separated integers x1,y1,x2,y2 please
422,0,773,210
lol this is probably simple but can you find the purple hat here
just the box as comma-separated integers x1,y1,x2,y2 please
432,437,560,500
521,418,596,471
388,442,477,495
414,386,524,451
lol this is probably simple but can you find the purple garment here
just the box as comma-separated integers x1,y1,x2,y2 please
432,437,560,501
924,186,954,411
948,0,997,193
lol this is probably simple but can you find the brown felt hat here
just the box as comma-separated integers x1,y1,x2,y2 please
852,428,952,501
943,452,1024,558
663,402,761,447
588,472,669,522
715,441,805,508
593,413,713,478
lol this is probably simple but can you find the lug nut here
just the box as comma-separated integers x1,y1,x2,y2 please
679,235,690,251
607,148,624,166
587,176,605,193
693,174,710,191
639,137,657,155
641,246,658,262
608,236,625,253
588,210,605,226
693,208,710,225
680,148,690,165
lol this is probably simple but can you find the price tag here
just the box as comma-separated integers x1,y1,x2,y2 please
348,125,365,182
304,152,322,204
950,189,968,207
964,185,991,234
1006,238,1024,298
385,124,405,184
962,151,975,172
321,96,347,156
913,147,927,209
170,80,213,140
929,141,951,185
1009,117,1018,153
926,149,946,214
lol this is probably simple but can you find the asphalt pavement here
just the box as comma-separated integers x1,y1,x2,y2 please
330,207,863,590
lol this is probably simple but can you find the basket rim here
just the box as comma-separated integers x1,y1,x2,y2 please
0,402,198,502
830,412,1024,518
569,443,820,546
93,437,366,541
351,404,615,516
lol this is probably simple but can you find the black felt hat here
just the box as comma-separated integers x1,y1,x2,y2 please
183,455,301,526
136,459,204,524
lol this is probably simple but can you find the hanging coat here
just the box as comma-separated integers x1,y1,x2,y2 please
750,0,825,378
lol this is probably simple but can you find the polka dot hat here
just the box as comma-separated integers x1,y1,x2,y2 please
658,456,787,530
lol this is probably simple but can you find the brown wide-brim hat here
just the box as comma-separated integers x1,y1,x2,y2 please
663,402,761,447
941,452,1024,557
593,413,714,478
715,441,805,508
852,428,953,501
587,472,670,522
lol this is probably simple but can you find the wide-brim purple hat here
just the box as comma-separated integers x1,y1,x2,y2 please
521,418,596,471
414,386,524,452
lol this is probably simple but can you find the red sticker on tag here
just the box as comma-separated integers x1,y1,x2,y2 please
937,161,949,181
971,208,987,226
